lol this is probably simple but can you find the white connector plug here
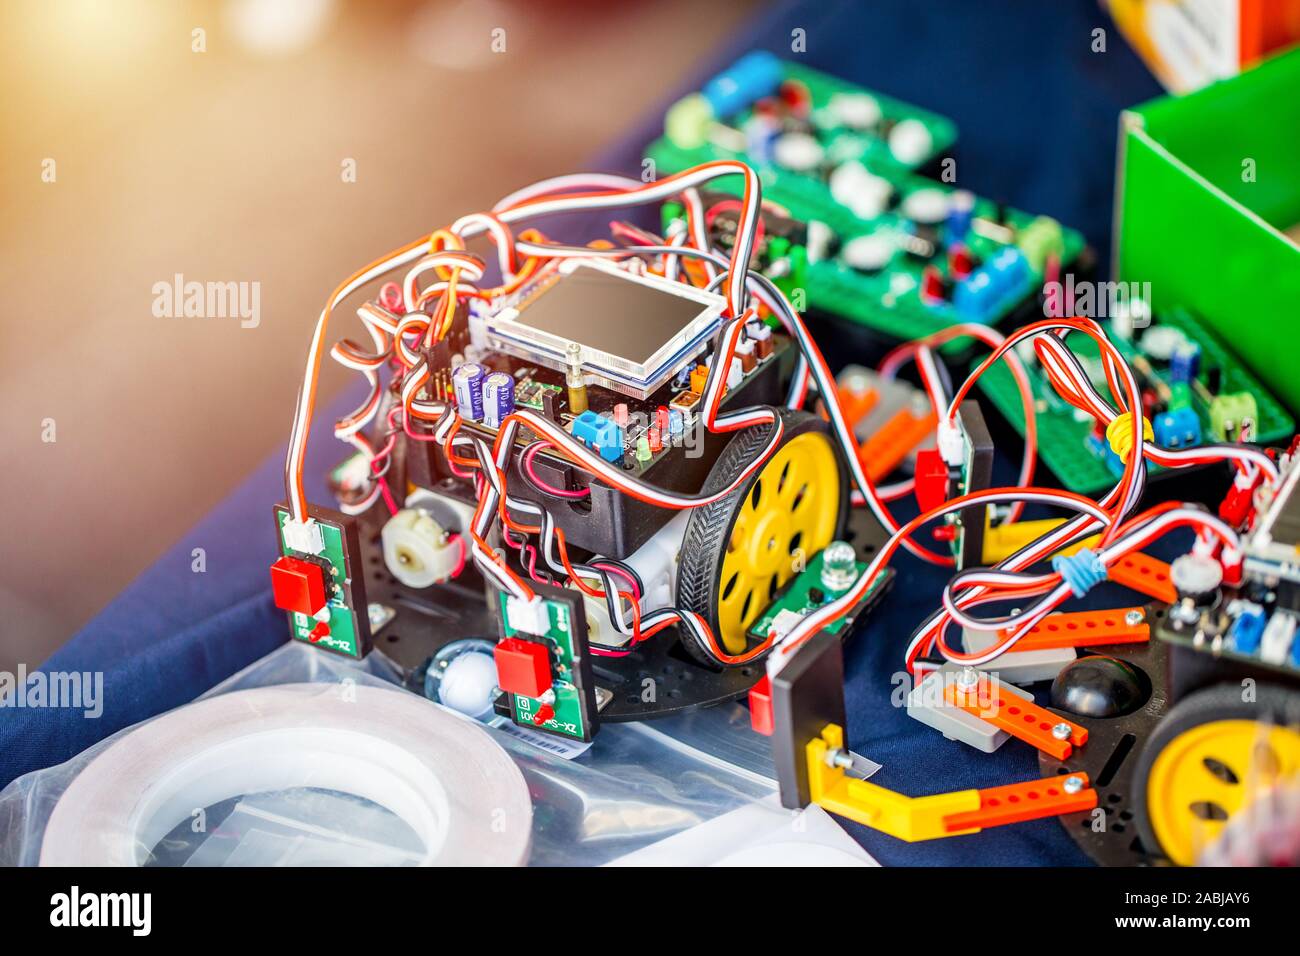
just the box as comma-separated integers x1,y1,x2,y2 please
282,517,325,555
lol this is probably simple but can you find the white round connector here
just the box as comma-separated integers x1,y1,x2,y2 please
437,650,499,719
889,118,934,166
382,508,456,589
40,683,532,866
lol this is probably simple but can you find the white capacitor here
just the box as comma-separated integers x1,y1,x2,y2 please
1140,325,1190,362
889,118,934,165
841,234,895,273
1170,552,1223,601
902,187,951,224
829,160,893,220
828,91,882,130
806,219,835,264
773,132,825,172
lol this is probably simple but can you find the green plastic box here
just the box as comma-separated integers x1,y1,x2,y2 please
1115,46,1300,416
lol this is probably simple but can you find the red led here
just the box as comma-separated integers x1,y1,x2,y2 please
913,447,950,513
920,265,945,303
948,245,974,279
531,703,555,726
648,426,663,453
494,637,553,699
748,675,774,736
270,556,327,616
778,79,812,118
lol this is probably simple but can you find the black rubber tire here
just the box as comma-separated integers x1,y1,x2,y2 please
1131,681,1300,862
675,409,849,668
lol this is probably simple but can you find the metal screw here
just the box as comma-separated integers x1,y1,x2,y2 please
824,748,854,770
1062,775,1084,795
957,667,981,689
1124,609,1145,627
1052,722,1073,741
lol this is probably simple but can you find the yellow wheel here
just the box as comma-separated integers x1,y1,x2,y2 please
1133,683,1300,865
676,410,847,664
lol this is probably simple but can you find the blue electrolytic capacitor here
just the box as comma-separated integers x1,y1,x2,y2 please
703,51,782,118
452,363,486,421
1169,343,1202,384
481,371,515,428
744,114,781,165
945,190,974,245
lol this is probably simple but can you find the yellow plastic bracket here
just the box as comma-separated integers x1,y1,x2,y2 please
806,725,982,842
981,515,1101,566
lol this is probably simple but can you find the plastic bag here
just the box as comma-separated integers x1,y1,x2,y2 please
0,642,776,866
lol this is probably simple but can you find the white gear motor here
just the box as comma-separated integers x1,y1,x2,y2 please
381,508,459,588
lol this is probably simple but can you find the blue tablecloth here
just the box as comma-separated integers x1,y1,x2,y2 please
5,0,1165,865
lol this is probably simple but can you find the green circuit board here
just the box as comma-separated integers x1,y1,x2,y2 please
976,307,1295,495
647,59,1087,345
275,505,367,659
747,548,885,641
649,59,956,183
499,591,594,742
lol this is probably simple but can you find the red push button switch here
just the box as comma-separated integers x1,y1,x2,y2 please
748,674,774,736
270,556,327,616
494,637,552,698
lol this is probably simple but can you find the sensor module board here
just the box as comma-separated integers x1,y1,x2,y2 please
272,504,371,659
649,54,1087,345
497,585,598,742
747,547,886,641
976,306,1295,494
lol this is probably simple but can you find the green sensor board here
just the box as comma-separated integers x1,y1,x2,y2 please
748,548,883,641
499,587,597,742
648,57,1087,345
274,504,371,659
976,307,1295,495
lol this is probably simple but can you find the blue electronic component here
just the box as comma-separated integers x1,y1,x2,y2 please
1169,343,1202,384
1153,406,1202,449
945,191,974,245
952,247,1030,322
481,371,515,429
571,410,624,463
452,363,485,421
986,246,1029,292
1086,433,1125,477
703,51,782,118
953,269,998,322
744,114,780,165
1229,606,1267,656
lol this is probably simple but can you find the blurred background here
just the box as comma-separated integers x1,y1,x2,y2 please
0,0,759,670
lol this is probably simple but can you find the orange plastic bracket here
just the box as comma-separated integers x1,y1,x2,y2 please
997,606,1150,651
836,385,879,429
859,406,938,481
942,773,1097,832
944,674,1088,760
1108,552,1176,604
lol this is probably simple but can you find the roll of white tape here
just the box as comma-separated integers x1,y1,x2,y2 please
40,683,532,866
